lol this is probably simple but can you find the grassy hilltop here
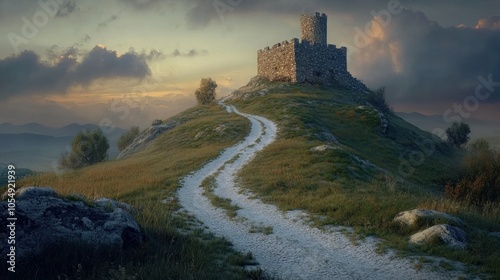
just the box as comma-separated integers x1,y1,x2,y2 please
8,79,500,279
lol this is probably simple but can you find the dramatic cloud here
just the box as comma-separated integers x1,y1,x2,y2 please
167,0,499,29
475,15,500,30
351,10,500,109
184,0,325,28
0,45,151,100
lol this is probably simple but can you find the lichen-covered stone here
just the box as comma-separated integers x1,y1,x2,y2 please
410,224,467,248
394,209,463,228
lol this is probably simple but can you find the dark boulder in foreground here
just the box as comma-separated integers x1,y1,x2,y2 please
0,187,144,261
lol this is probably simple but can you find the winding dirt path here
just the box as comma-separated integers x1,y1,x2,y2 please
177,99,461,280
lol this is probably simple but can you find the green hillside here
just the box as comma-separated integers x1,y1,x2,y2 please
226,80,499,277
9,79,500,278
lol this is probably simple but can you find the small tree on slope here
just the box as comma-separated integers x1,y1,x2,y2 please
59,129,110,169
195,78,217,105
446,122,471,148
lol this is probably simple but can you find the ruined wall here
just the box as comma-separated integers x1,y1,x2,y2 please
257,39,298,82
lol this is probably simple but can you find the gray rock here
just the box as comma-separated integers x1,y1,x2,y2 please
0,187,144,260
409,224,467,248
16,186,58,200
394,209,463,227
117,121,180,160
310,145,337,152
94,198,136,214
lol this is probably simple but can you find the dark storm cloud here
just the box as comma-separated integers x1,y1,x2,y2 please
184,0,329,28
475,15,500,30
74,45,151,85
351,10,500,107
174,0,499,29
0,45,151,100
45,45,80,61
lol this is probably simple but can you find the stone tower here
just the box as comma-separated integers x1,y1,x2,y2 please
300,12,327,45
256,12,368,91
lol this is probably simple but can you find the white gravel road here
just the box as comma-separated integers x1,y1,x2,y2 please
177,99,462,279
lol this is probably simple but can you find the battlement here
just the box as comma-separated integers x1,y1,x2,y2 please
258,38,299,54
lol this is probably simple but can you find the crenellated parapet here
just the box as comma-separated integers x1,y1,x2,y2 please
258,38,300,54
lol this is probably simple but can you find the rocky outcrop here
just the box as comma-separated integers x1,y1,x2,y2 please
117,121,179,160
394,209,463,228
409,224,467,249
310,145,337,152
0,187,144,260
394,209,467,249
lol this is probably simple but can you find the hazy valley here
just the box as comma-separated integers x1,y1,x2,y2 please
0,123,125,172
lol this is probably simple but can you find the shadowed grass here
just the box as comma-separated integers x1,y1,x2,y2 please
1,105,278,280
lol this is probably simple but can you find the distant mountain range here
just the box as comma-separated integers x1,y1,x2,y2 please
0,123,127,172
0,122,120,137
396,112,500,140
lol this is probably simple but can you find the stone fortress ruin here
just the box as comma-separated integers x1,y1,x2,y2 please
257,12,367,91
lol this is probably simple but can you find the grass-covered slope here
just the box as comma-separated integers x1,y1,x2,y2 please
227,80,500,276
5,79,499,278
7,105,268,280
226,81,457,226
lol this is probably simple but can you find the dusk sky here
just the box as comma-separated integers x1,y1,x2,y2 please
0,0,499,128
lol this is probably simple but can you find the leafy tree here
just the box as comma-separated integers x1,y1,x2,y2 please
445,139,500,205
195,78,217,105
59,129,110,169
446,122,471,148
117,126,140,152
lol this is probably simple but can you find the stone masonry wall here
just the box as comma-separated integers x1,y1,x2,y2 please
295,43,346,84
300,13,327,45
257,39,298,82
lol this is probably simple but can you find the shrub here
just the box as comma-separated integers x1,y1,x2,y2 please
152,119,163,126
195,78,217,105
446,122,471,148
59,129,109,169
117,126,140,152
445,139,500,205
366,87,392,114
